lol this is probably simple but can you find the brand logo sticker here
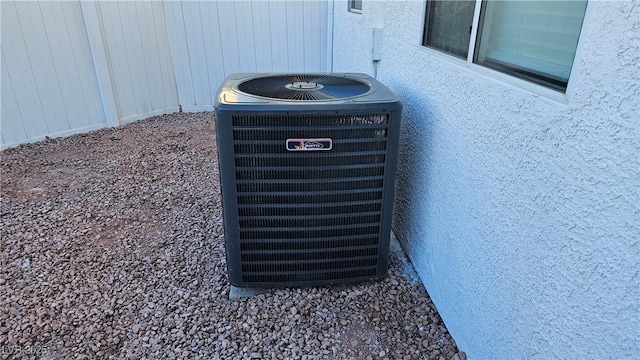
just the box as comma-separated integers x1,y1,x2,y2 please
286,138,333,151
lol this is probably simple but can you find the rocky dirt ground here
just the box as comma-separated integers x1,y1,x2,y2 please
0,113,461,359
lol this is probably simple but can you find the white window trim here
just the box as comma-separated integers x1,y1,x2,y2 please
418,0,591,105
348,1,362,14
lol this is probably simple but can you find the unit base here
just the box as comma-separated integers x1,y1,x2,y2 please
228,286,268,300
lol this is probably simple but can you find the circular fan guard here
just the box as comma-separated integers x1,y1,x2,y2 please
237,74,370,101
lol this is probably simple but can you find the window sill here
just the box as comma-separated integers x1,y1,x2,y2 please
417,45,570,106
469,64,569,105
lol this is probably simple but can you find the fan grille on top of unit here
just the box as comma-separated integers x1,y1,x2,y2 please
236,74,371,100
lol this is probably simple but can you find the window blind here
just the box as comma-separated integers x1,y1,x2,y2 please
474,0,588,90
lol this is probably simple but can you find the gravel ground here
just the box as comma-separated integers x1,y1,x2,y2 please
1,113,461,359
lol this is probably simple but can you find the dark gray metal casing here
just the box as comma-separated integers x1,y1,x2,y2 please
214,73,402,288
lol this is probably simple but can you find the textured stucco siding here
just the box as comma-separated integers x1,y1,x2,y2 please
333,1,639,359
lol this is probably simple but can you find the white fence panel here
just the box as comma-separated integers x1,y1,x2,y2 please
164,0,330,111
1,1,105,148
96,1,179,124
1,0,331,148
163,1,194,110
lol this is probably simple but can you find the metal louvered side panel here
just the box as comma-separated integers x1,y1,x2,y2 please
232,113,390,286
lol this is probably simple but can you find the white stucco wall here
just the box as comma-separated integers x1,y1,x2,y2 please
333,1,639,359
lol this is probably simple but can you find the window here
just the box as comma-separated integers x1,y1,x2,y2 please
423,1,475,59
423,0,588,92
349,0,362,13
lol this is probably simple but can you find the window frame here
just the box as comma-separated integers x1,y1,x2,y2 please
422,1,477,60
420,0,589,102
348,0,362,14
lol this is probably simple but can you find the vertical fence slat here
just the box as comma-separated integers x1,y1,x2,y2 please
1,0,329,148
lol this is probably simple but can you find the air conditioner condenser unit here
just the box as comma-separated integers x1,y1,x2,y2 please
214,73,402,288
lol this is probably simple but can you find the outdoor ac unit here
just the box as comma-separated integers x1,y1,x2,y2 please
214,73,402,287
